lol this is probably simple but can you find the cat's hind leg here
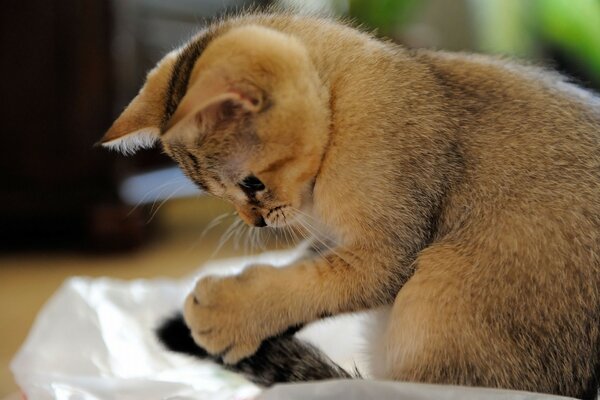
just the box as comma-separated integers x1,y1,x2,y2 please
157,314,355,386
379,243,598,399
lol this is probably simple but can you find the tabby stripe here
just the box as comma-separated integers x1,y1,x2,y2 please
161,30,216,132
186,152,200,171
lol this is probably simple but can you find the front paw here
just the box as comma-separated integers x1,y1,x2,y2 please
183,265,281,364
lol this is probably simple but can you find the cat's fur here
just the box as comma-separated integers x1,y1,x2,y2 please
101,12,600,399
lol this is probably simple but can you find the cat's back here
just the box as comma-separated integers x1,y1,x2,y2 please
417,50,600,145
416,51,600,269
417,50,600,191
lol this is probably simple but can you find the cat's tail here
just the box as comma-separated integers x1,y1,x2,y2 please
156,314,357,386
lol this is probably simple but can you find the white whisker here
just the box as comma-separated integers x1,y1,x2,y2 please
127,177,188,217
212,218,243,257
184,211,235,255
146,184,186,223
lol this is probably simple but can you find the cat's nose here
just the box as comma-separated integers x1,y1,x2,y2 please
236,207,266,227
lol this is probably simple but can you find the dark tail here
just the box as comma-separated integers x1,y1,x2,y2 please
156,314,356,386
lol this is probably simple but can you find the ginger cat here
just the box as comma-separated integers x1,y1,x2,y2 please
101,12,600,399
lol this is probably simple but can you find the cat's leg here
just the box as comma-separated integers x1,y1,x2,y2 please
157,314,355,386
378,244,491,386
378,243,598,400
183,246,405,364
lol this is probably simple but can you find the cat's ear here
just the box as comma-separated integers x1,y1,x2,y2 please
99,98,161,155
163,78,265,140
98,54,176,155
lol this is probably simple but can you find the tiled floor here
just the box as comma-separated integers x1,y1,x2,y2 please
0,197,264,397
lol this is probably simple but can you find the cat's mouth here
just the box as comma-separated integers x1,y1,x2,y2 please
237,204,295,228
264,204,294,228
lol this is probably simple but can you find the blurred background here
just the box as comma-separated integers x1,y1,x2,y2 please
1,0,599,396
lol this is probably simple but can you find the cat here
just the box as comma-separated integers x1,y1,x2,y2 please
100,11,600,400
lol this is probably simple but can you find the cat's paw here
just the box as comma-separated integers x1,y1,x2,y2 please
183,264,282,364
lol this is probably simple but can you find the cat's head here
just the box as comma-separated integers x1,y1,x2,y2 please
100,25,330,227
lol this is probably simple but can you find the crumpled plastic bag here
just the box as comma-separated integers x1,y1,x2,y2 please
11,250,574,400
10,251,298,400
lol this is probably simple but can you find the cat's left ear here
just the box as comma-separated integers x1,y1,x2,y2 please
98,54,176,154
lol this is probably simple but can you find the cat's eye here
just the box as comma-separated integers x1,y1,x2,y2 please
240,175,265,192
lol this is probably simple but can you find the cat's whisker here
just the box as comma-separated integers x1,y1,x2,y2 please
245,227,252,256
184,211,235,255
280,213,292,249
267,227,276,250
289,207,359,264
289,210,330,246
147,178,189,216
246,225,255,256
258,228,267,251
281,225,289,249
245,225,252,255
292,217,334,266
212,218,243,258
242,225,250,256
232,223,240,251
127,177,187,217
263,228,271,250
290,211,355,266
250,227,256,254
285,226,298,248
252,227,260,254
282,213,303,248
201,212,233,239
235,222,247,252
250,227,257,254
286,217,333,265
146,184,187,223
288,208,330,235
287,225,302,249
233,219,248,252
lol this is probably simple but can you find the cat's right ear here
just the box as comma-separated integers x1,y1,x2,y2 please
162,77,265,143
98,54,177,155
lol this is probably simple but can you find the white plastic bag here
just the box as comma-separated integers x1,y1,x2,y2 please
10,251,300,400
11,250,575,399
